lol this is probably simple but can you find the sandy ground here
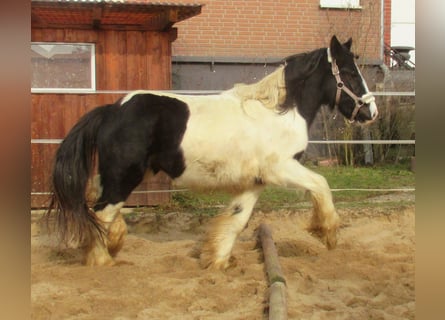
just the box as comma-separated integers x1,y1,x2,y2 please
31,203,415,320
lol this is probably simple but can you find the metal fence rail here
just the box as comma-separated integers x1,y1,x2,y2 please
31,89,415,96
31,139,416,145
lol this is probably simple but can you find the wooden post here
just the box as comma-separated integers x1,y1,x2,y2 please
258,223,287,320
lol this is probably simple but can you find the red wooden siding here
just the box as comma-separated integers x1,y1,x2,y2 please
31,28,175,208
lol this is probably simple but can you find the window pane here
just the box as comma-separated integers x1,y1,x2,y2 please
31,43,95,90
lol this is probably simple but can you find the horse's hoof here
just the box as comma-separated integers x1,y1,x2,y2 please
84,252,116,266
325,228,337,250
188,245,202,259
307,225,323,238
85,258,116,267
227,256,238,269
307,225,338,250
113,260,134,266
199,254,236,271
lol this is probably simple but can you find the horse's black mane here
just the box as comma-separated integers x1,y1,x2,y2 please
283,48,327,75
281,48,328,113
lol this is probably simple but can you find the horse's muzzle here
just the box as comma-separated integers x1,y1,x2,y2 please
358,101,378,124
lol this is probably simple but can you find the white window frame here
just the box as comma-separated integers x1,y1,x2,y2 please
31,42,96,93
320,0,362,9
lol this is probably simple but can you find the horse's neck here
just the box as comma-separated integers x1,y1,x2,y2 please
299,98,324,128
292,70,328,128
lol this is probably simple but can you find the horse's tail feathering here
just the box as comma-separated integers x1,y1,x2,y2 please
45,105,111,247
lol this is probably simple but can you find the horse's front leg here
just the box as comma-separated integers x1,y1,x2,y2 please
268,158,340,249
200,188,262,270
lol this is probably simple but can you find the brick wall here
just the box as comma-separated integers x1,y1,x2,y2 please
384,0,391,46
383,0,391,65
170,0,383,62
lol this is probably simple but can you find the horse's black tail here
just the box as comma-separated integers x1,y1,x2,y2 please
45,105,112,247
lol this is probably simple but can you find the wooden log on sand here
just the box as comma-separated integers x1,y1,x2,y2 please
258,223,287,320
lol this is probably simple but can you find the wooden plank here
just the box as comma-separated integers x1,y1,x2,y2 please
94,31,105,90
126,31,148,89
116,31,128,90
159,31,172,88
146,32,163,89
103,31,118,89
103,30,128,90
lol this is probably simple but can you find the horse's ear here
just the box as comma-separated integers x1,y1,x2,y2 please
330,35,343,60
343,38,353,51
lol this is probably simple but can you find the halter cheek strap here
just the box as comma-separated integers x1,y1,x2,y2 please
327,49,376,123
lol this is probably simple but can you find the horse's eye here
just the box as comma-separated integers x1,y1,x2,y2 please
354,54,360,60
342,68,357,76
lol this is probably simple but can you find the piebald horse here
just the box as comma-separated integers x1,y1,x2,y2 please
46,36,378,269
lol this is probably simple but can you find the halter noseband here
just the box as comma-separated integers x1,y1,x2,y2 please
327,48,375,123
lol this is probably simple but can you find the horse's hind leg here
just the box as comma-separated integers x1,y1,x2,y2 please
200,188,262,270
85,202,126,266
268,159,339,249
85,166,145,266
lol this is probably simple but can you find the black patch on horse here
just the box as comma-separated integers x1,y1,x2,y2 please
293,151,305,161
94,93,189,210
254,176,264,185
232,204,243,215
282,49,329,126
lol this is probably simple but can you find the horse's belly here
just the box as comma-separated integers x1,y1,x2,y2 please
172,156,260,191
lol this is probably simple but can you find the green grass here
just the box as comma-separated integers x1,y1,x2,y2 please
308,163,415,202
136,164,415,215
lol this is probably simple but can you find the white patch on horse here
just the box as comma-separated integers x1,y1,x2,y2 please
96,202,124,225
355,61,378,119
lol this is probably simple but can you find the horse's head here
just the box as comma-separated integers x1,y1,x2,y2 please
325,35,378,124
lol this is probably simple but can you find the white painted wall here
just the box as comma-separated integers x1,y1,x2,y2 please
391,0,415,63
